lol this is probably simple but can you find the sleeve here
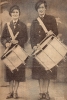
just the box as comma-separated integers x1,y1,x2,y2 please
51,16,58,36
30,21,37,48
18,24,28,47
1,23,11,47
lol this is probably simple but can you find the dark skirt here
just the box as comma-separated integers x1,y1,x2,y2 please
32,58,57,80
5,64,26,82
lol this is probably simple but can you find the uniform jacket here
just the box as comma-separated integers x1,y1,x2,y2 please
30,15,58,79
30,14,58,48
1,20,28,48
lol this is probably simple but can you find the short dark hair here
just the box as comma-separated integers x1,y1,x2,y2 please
9,5,20,16
35,0,47,11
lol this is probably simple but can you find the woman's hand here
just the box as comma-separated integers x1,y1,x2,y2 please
6,43,11,48
47,30,54,36
57,33,62,40
33,46,37,51
11,39,18,44
37,43,40,47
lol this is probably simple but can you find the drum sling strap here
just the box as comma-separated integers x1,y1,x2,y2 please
37,17,48,33
37,17,54,45
7,22,19,40
4,22,19,54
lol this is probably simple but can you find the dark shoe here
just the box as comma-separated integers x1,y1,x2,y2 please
6,93,13,99
45,92,50,100
38,93,43,100
13,93,18,99
42,93,46,99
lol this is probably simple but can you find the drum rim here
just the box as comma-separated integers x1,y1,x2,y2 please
40,34,54,45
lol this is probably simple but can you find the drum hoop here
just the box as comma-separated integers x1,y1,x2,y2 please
40,34,54,45
33,35,54,56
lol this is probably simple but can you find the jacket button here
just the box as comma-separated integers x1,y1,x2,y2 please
39,35,41,37
39,31,40,33
10,37,12,39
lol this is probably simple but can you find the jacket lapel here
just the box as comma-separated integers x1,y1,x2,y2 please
14,20,20,34
15,20,20,29
9,20,20,36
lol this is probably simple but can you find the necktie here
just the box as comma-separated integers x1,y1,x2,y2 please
40,17,44,21
13,22,17,28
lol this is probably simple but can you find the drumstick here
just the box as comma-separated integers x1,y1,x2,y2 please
4,45,11,54
40,33,54,45
3,44,17,57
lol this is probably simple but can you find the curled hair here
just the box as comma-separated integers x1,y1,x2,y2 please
35,0,47,11
9,5,20,16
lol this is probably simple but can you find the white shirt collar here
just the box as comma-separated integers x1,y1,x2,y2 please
39,14,45,18
13,19,18,23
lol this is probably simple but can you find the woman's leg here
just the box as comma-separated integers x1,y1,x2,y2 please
43,79,50,93
9,80,14,93
39,79,44,94
6,80,14,99
39,79,50,99
38,79,44,99
39,79,50,93
14,80,19,93
13,80,19,98
43,79,50,99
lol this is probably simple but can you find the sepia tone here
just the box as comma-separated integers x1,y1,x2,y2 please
0,0,67,100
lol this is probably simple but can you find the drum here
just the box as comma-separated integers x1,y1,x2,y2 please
1,44,28,71
33,35,67,70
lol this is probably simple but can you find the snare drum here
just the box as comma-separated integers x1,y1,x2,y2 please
1,44,28,71
33,35,67,70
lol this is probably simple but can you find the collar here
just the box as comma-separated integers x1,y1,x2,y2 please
13,19,18,23
39,14,45,18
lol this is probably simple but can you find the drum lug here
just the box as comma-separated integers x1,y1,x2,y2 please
63,56,67,62
16,68,19,71
21,61,25,65
56,65,59,67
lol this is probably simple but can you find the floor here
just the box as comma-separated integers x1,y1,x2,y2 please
0,79,67,100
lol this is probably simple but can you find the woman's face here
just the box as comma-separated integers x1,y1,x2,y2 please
37,3,46,17
11,9,20,20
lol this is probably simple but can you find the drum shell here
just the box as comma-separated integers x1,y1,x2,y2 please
1,44,28,71
33,35,67,70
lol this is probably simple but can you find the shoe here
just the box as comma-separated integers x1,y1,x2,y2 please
45,92,50,100
6,93,13,99
38,93,43,100
42,93,46,99
13,93,18,99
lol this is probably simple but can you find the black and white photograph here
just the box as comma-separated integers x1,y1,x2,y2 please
0,0,67,100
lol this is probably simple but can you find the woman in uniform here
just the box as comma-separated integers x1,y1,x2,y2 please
30,0,58,99
1,5,28,99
